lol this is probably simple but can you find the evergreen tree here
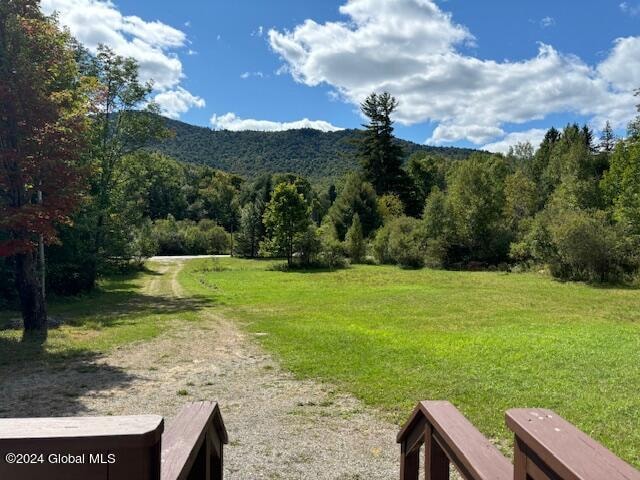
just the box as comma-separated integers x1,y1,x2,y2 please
406,153,448,208
599,121,617,153
236,200,264,258
328,184,337,205
527,127,560,183
628,89,640,141
345,214,366,263
325,173,381,240
358,92,405,196
601,141,640,235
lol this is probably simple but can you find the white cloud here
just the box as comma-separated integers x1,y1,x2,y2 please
210,113,343,132
481,128,548,154
620,2,640,16
42,0,204,118
155,87,205,119
240,71,264,79
598,37,640,91
540,16,555,28
269,0,640,145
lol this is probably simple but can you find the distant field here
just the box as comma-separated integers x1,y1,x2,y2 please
180,257,640,467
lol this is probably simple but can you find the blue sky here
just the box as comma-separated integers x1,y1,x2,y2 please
42,0,640,152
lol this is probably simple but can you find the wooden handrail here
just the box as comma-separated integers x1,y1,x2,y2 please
397,400,513,480
161,401,228,480
399,401,640,480
506,409,640,480
0,402,227,480
0,414,164,480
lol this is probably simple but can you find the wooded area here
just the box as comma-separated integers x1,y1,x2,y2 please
2,0,640,340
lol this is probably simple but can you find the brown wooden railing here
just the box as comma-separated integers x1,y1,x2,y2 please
397,401,512,480
3,398,639,479
161,401,228,480
398,400,640,480
0,401,228,480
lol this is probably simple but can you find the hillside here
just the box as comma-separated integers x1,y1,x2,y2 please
153,117,479,181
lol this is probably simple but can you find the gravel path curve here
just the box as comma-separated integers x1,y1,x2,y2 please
0,259,401,479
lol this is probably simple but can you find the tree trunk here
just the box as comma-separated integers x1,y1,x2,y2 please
14,251,47,338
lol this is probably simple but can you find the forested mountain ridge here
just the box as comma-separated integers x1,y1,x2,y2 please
152,116,479,181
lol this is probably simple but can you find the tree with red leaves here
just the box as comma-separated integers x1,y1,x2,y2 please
0,0,90,338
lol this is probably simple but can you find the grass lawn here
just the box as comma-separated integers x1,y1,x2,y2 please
180,257,640,467
0,263,206,367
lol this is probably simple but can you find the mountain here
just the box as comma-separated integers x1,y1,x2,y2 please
153,117,479,182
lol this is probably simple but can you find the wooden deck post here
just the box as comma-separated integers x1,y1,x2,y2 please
512,435,528,480
400,440,419,480
398,401,512,480
424,424,449,480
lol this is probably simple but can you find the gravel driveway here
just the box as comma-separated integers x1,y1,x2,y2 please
0,259,401,479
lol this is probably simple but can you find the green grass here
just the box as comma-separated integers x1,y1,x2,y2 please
180,257,640,466
0,264,207,366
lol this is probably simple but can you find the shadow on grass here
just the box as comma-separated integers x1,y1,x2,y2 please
0,268,220,417
0,336,137,418
265,260,351,274
2,273,218,331
1,290,214,330
548,276,640,291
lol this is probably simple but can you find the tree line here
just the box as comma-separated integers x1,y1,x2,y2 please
2,0,640,339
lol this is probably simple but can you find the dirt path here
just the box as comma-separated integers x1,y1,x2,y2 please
0,259,400,479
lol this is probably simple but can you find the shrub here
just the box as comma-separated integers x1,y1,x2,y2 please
424,238,448,269
372,224,392,264
387,217,426,268
297,225,322,266
522,205,638,282
319,237,347,269
377,193,404,222
152,217,230,255
153,216,186,255
550,210,635,282
203,225,230,254
317,222,347,269
374,216,426,268
130,219,159,266
184,225,209,254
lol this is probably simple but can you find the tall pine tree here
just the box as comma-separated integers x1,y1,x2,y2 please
599,121,616,153
358,92,405,196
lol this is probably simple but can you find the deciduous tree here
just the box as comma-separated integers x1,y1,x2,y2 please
84,45,168,283
0,0,90,336
263,183,310,266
